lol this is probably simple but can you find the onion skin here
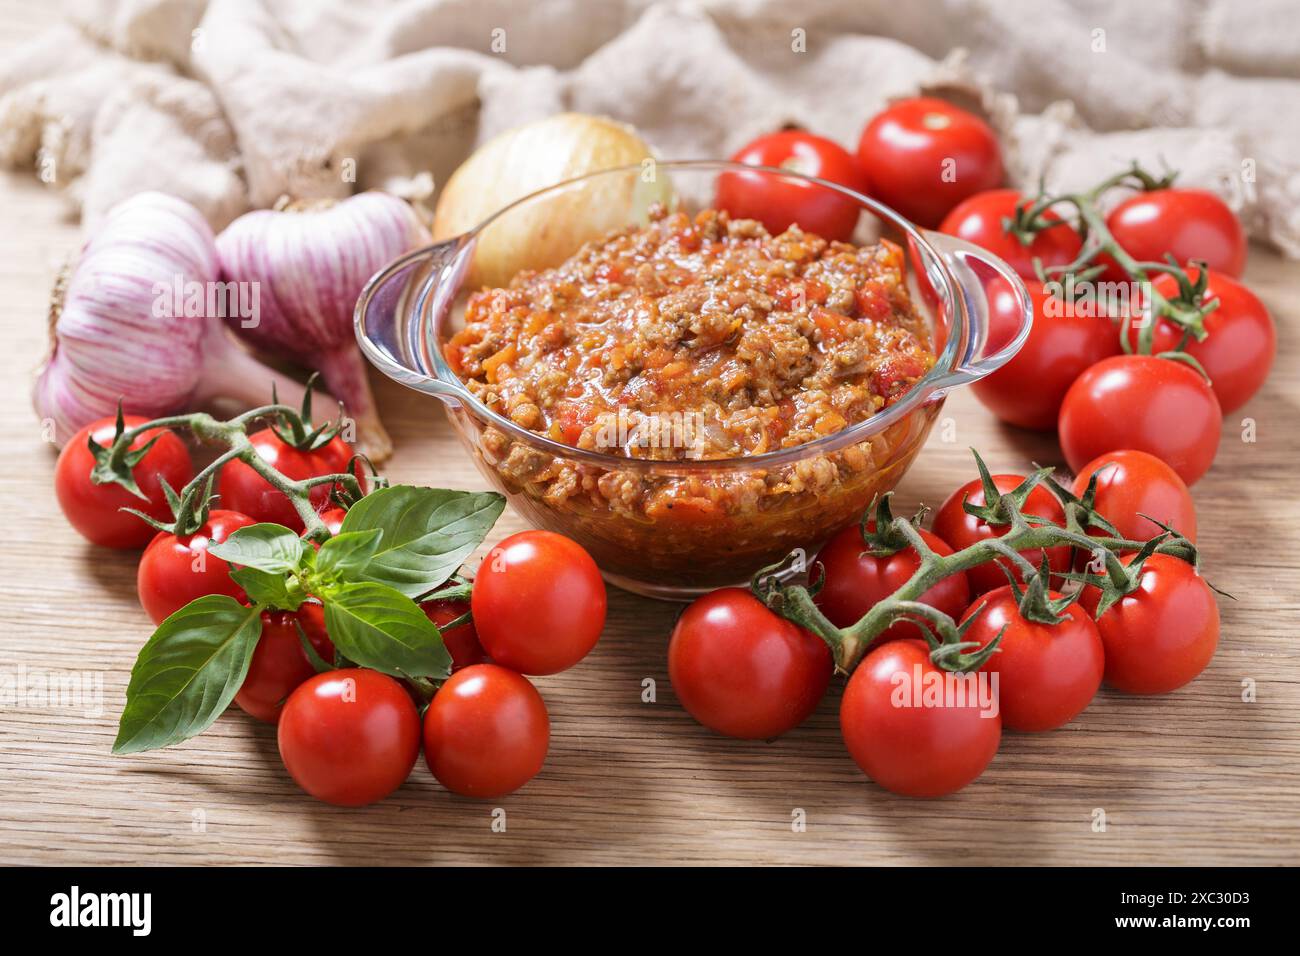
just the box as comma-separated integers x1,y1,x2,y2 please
34,192,308,446
216,192,430,462
433,112,670,290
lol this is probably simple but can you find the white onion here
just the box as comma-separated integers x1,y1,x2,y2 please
433,113,672,289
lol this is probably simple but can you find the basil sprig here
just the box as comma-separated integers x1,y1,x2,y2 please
113,487,504,754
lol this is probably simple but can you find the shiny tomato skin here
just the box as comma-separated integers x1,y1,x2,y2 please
669,587,832,740
137,509,259,625
715,130,866,241
471,530,605,675
235,604,335,722
840,639,1001,797
1107,188,1246,278
960,587,1104,732
423,664,549,798
54,416,194,549
1059,355,1221,486
814,522,970,642
931,474,1071,596
1070,449,1197,544
277,668,420,806
421,599,488,672
856,97,1004,228
939,189,1083,279
1079,554,1219,694
219,429,361,532
970,279,1120,430
1129,269,1275,413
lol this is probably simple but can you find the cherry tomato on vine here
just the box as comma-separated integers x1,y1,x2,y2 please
959,586,1104,732
970,278,1120,430
1106,188,1246,278
471,530,605,675
54,415,193,549
219,429,362,532
931,473,1071,596
235,603,335,723
939,189,1083,279
814,522,970,642
423,664,549,798
1079,554,1219,695
278,668,420,806
318,507,347,536
1059,355,1221,486
1070,449,1197,544
856,98,1003,228
136,509,258,625
668,587,832,740
840,639,1001,797
421,598,487,672
1127,269,1275,413
715,130,867,241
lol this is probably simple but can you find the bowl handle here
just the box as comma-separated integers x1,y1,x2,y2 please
922,230,1034,390
354,238,473,407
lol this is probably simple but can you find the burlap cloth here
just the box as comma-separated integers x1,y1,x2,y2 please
3,0,1297,256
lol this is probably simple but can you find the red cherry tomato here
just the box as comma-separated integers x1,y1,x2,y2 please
1107,188,1246,278
278,668,420,806
959,586,1104,732
235,604,335,722
931,473,1071,596
840,639,1001,797
136,509,258,625
219,429,361,532
1079,554,1219,694
1059,355,1222,486
939,189,1083,279
423,664,549,798
421,599,488,672
668,587,832,740
814,522,970,642
1127,269,1275,413
715,130,866,241
1070,449,1197,544
856,97,1004,228
471,530,606,675
970,279,1120,430
54,416,193,549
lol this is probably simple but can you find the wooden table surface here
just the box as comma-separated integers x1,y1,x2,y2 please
3,12,1298,869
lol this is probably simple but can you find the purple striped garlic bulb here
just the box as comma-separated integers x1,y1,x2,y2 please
34,191,308,446
216,192,432,462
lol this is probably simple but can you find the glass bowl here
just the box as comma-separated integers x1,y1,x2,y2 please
356,160,1031,600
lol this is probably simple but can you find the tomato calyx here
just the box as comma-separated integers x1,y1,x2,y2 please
267,374,347,453
855,493,928,557
86,405,169,500
994,555,1077,626
960,451,1054,528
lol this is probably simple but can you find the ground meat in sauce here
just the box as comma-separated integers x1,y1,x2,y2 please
446,206,934,461
441,206,941,590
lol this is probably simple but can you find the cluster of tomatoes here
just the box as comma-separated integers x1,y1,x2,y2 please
669,452,1219,798
715,97,1274,487
54,414,608,807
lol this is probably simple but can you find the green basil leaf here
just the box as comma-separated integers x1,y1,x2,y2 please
315,528,384,582
339,486,505,598
230,566,304,610
320,581,450,679
113,596,264,755
208,523,306,573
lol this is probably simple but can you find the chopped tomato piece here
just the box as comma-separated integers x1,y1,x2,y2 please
855,280,892,320
482,344,517,383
